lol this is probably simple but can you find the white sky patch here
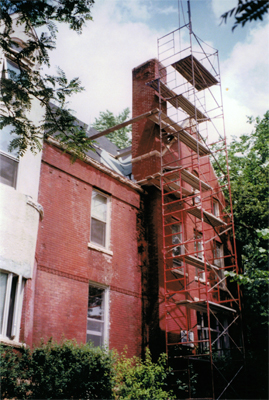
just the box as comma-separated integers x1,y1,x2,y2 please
211,0,238,21
109,0,151,22
155,5,178,15
45,0,161,126
43,0,269,139
221,20,269,138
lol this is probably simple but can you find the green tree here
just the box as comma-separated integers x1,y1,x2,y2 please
1,340,177,400
213,111,269,398
1,339,115,399
221,0,269,30
0,0,95,158
113,347,175,400
93,108,132,149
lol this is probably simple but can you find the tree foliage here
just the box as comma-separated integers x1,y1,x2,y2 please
1,340,177,400
0,339,115,399
214,111,269,398
113,347,175,400
0,0,95,158
92,108,132,149
221,0,269,30
214,112,269,319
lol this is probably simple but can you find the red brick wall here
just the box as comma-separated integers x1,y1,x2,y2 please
131,58,233,356
26,143,142,358
132,59,166,181
20,259,38,346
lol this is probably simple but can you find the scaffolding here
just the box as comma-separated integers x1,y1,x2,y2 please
144,4,245,400
87,3,245,397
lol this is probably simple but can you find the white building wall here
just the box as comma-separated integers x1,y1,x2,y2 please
0,15,43,279
0,184,41,279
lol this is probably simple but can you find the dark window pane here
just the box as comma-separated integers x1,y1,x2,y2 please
92,192,107,221
6,59,20,79
0,273,8,333
0,125,18,156
87,286,105,347
90,218,106,247
87,319,104,332
0,153,18,188
87,333,102,347
6,276,18,338
88,286,104,320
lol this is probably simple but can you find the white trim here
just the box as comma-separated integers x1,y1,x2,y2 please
11,274,22,338
1,273,12,336
0,149,19,162
0,337,26,348
1,273,13,337
87,282,109,347
194,232,205,281
103,286,110,346
0,272,25,341
90,189,112,251
46,137,143,194
195,276,209,285
213,198,220,217
214,242,226,290
87,242,113,256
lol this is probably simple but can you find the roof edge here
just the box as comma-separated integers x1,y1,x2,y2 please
45,137,143,194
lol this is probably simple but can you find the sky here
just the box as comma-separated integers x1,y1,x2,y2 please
43,0,269,140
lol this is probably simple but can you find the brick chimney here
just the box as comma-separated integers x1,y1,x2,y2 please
132,59,166,182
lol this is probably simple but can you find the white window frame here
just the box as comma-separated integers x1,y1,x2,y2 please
0,150,19,188
172,221,183,265
0,55,24,189
180,330,194,347
194,232,205,282
89,189,111,252
213,199,220,217
0,122,19,189
0,271,25,343
86,282,109,347
197,312,229,354
214,241,226,290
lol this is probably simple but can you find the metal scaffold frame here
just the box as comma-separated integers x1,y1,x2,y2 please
151,2,245,399
86,3,246,397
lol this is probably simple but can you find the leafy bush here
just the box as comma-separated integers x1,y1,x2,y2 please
1,340,178,400
113,347,175,400
0,339,114,399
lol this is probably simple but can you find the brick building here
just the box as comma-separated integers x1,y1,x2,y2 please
1,16,244,399
21,135,143,357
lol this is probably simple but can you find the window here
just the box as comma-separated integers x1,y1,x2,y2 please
87,284,109,347
197,312,229,354
213,241,223,268
213,199,220,217
0,125,19,188
90,190,110,249
171,222,184,274
6,59,21,79
194,232,205,281
180,330,194,347
0,272,24,342
192,172,201,205
10,39,24,53
194,232,203,260
172,222,183,263
1,57,21,82
214,241,226,289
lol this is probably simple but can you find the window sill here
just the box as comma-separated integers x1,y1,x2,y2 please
195,277,209,285
0,337,26,348
88,242,113,256
172,269,188,277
